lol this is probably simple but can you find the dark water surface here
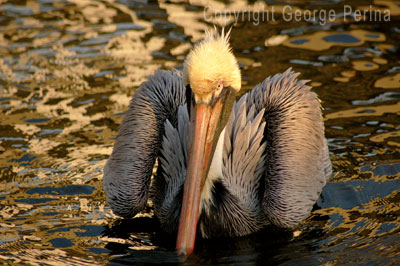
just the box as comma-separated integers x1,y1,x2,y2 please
1,0,400,265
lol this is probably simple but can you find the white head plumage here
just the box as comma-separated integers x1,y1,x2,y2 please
183,28,241,103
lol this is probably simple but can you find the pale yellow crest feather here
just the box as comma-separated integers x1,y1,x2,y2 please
183,28,241,103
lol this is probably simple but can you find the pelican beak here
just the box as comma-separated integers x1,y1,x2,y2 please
176,87,235,256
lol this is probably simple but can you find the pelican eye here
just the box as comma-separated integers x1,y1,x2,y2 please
214,81,224,98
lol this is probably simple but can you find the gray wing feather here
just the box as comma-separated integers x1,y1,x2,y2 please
246,68,332,228
103,70,185,218
198,94,267,238
222,94,266,219
153,105,189,233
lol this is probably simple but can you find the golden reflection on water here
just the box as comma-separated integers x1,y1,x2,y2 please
325,101,400,121
284,30,386,51
0,0,400,264
375,73,400,89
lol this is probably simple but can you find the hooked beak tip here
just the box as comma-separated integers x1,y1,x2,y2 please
176,248,190,257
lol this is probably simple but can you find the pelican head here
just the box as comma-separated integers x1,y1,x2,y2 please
177,28,241,256
183,28,241,103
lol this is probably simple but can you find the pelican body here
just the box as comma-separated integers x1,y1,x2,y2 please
103,29,332,256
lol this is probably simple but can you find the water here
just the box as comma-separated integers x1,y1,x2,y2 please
0,0,399,264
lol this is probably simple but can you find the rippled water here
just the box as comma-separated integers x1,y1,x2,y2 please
0,0,399,265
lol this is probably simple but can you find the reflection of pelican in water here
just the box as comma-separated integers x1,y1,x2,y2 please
103,29,332,256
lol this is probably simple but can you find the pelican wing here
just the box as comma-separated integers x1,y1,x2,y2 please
103,70,186,218
149,105,189,234
246,68,332,228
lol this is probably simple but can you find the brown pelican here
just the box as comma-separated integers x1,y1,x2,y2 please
103,29,332,256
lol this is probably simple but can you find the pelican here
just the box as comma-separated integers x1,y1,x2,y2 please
103,29,332,256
